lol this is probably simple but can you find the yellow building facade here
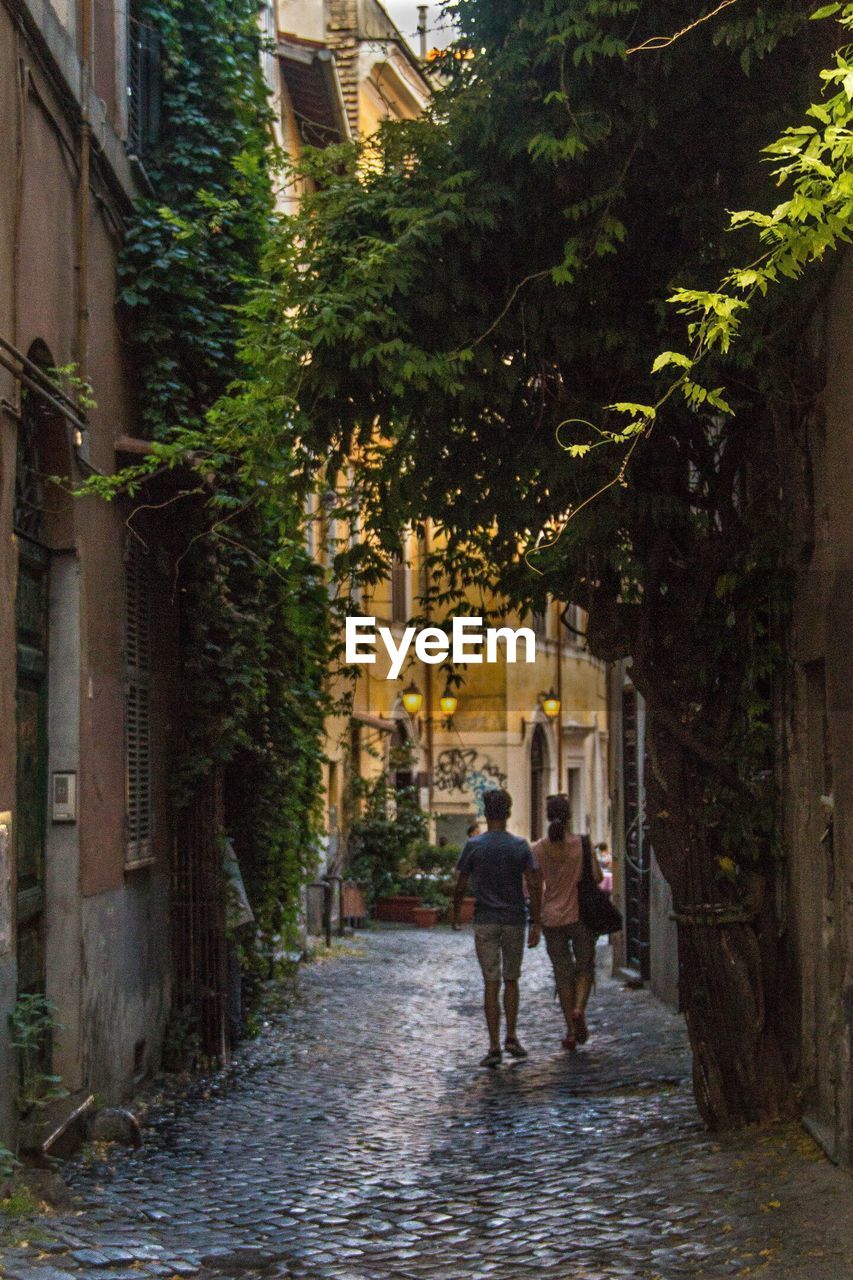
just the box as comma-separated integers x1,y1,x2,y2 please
324,554,610,854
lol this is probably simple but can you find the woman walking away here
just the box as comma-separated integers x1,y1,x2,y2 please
532,795,603,1051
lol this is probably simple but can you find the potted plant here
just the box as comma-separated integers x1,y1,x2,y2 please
347,777,427,919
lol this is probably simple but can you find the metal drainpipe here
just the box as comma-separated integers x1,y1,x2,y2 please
77,0,94,384
417,5,428,59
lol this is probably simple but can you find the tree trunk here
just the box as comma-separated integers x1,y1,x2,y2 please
642,704,798,1129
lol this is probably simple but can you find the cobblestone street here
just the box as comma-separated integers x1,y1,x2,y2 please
2,927,853,1280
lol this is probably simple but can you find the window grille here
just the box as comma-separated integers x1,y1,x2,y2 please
125,537,153,867
14,391,45,542
127,9,162,158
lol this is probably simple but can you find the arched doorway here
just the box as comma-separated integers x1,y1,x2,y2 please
529,723,548,842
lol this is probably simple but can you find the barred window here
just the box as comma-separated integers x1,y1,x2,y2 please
125,537,153,868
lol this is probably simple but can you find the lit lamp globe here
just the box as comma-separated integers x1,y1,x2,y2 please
439,692,458,723
541,689,561,719
401,682,424,717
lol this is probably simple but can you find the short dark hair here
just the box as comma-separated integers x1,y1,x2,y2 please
483,789,511,821
466,822,480,836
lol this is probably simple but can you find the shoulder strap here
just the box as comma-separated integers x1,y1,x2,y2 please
581,834,593,884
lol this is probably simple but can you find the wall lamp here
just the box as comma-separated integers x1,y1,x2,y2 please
439,690,458,728
540,688,561,719
401,682,424,718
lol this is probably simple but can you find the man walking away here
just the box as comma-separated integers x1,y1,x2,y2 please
452,789,542,1067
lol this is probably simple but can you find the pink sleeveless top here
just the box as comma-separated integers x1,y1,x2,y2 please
531,834,584,926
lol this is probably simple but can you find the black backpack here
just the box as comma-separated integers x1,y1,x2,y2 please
578,835,623,937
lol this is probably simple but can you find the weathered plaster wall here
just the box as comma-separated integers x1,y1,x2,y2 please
649,854,678,1010
81,874,171,1099
45,553,83,1092
0,0,175,1144
784,251,853,1164
0,8,21,1149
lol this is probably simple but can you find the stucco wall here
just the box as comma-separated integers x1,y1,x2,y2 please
0,0,174,1145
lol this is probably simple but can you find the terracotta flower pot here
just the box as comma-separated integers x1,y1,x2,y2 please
413,906,440,928
374,895,422,924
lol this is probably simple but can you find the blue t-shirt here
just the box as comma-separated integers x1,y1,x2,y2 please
456,830,538,925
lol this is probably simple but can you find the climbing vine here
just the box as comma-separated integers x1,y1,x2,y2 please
112,0,328,982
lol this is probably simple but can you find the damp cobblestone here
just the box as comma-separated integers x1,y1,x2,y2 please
2,927,853,1279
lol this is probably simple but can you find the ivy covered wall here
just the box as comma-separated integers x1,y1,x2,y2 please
117,0,328,995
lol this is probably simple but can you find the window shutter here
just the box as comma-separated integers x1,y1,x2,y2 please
125,537,153,867
128,8,162,157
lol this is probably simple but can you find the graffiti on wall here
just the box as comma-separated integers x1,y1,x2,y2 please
433,749,508,815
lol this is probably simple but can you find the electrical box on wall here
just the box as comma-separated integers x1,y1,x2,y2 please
51,772,77,823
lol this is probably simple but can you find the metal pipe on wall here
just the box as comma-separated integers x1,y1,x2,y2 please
0,347,88,435
76,0,95,382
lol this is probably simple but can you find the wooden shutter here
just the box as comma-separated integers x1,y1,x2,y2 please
125,536,153,867
128,6,162,157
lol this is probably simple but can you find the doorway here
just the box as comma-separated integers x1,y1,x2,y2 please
529,723,548,841
621,685,650,981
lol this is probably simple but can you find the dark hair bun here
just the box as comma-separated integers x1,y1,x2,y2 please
545,793,570,841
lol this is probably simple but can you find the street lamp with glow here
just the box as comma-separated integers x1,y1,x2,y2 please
540,688,561,719
401,682,424,718
439,691,458,726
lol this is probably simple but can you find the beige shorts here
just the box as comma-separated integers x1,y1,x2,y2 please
474,923,526,983
543,922,596,987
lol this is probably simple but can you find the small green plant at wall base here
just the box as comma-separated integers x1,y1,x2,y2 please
0,1183,37,1218
8,994,68,1117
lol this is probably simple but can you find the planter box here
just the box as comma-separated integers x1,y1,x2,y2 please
342,881,368,927
413,906,440,928
375,895,422,924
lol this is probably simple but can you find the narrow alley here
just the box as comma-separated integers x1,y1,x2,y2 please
2,929,853,1280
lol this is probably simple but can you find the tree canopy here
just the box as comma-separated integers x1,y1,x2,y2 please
208,0,851,1125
